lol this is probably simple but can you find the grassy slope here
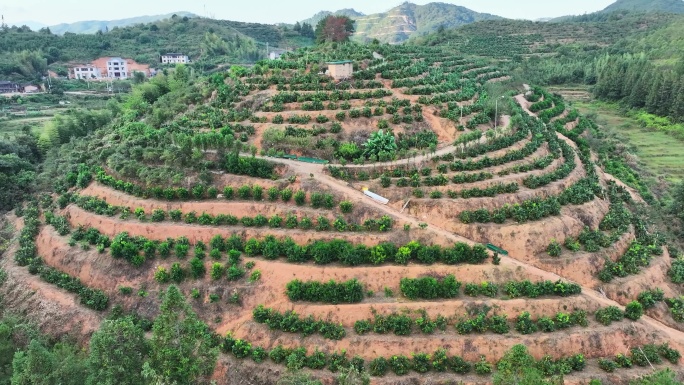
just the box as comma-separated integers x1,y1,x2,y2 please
573,100,684,182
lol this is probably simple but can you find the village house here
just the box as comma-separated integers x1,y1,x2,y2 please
0,81,22,94
160,53,190,64
73,65,101,80
268,48,290,60
325,60,353,81
69,57,152,80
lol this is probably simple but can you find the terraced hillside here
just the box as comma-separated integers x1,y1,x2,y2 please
2,43,683,384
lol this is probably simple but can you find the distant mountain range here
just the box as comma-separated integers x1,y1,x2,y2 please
11,0,684,41
23,12,197,34
299,2,501,44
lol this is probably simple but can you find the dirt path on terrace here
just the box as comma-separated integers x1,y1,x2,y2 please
0,215,103,341
63,205,409,246
80,183,348,222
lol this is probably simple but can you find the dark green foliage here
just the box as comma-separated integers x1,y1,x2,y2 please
666,297,684,322
598,358,618,372
369,357,388,376
252,305,345,340
389,355,411,376
503,279,581,298
669,258,684,284
148,286,218,385
474,356,492,375
86,318,147,385
286,279,364,304
595,306,624,326
547,240,562,257
637,289,664,309
225,151,275,179
514,312,537,335
625,301,644,321
399,274,461,300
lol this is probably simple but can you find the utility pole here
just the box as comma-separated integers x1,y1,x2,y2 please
495,96,504,130
495,99,498,130
266,42,269,60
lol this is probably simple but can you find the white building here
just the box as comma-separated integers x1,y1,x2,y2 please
161,53,190,64
73,65,101,80
268,48,290,60
107,57,128,79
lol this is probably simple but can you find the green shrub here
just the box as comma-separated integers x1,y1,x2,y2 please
474,356,492,375
280,188,293,202
210,263,224,280
412,353,431,373
369,357,388,376
154,267,170,283
286,279,363,304
227,265,245,281
668,258,684,284
189,257,206,279
515,312,537,334
595,306,624,326
294,190,306,205
637,288,665,309
547,239,562,257
598,358,618,372
339,200,353,213
625,301,644,320
389,355,411,376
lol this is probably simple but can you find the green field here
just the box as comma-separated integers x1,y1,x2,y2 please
0,115,52,139
572,100,684,182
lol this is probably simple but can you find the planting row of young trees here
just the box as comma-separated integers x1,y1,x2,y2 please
459,176,600,224
94,170,339,208
268,89,392,105
497,155,555,177
400,276,581,300
328,129,543,182
252,305,346,340
73,193,392,233
598,224,664,283
597,344,680,372
354,310,448,336
286,279,364,304
522,140,576,189
14,203,109,311
90,231,492,268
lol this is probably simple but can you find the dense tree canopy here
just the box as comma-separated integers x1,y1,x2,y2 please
86,318,148,385
148,286,218,385
315,16,355,43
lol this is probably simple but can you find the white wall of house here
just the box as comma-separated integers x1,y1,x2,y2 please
107,58,128,79
73,66,101,80
161,54,190,64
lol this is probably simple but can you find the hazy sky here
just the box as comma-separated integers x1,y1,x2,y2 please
2,0,618,26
